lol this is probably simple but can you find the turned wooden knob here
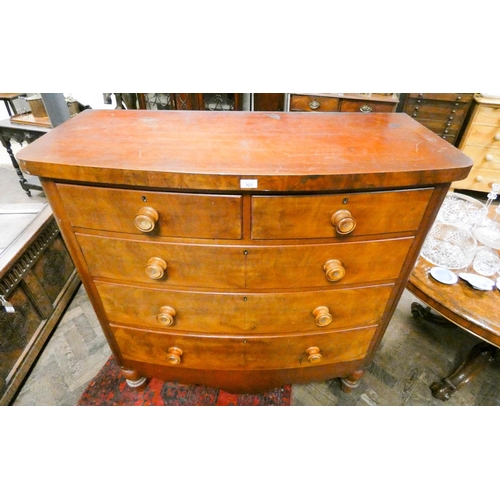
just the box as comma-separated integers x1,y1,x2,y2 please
134,206,159,232
165,347,183,365
331,209,356,235
313,306,333,327
145,257,167,280
306,347,323,364
323,259,346,282
156,306,176,326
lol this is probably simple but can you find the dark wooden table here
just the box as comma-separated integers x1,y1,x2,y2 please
407,256,500,401
0,93,27,116
0,118,50,197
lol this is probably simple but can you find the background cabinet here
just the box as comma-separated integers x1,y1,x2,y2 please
398,93,475,145
288,93,399,113
453,95,500,193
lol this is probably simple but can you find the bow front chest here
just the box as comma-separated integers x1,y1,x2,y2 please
17,110,472,393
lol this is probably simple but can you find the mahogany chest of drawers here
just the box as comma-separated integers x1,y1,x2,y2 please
453,95,500,193
288,93,399,113
17,110,472,394
399,93,475,145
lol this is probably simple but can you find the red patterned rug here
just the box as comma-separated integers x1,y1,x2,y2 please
77,356,291,406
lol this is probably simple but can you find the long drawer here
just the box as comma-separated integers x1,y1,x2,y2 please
96,282,394,334
463,124,500,149
251,189,433,240
56,184,243,239
462,145,500,170
112,324,377,371
77,233,414,289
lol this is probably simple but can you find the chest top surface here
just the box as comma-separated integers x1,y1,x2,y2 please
17,110,473,192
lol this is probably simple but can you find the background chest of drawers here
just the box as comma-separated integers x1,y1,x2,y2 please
398,93,475,145
288,93,399,113
17,110,472,394
452,95,500,193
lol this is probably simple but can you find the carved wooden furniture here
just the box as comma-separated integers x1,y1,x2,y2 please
398,93,475,145
17,110,472,394
452,95,500,193
0,204,80,405
288,93,399,113
407,255,500,401
0,118,49,196
139,94,243,111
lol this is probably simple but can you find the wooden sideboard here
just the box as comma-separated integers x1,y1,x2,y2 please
399,93,475,145
17,110,472,394
288,93,399,113
0,204,80,405
452,95,500,193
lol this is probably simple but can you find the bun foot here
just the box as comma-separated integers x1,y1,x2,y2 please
340,370,365,393
121,368,148,389
431,342,496,401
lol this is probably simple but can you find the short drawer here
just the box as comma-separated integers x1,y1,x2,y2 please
56,184,243,239
463,124,500,149
290,94,340,112
339,99,396,113
473,105,500,127
407,93,474,103
96,282,393,334
113,324,377,371
462,145,500,170
251,189,433,240
452,166,500,192
78,233,413,290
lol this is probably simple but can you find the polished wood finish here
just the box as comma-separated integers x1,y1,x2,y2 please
407,255,500,400
453,95,500,193
17,110,472,394
289,93,399,113
253,94,285,112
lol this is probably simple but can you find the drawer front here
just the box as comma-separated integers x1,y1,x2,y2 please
407,93,474,103
96,282,393,334
412,118,462,135
464,124,500,149
462,145,500,170
251,189,433,240
77,233,247,289
473,105,500,127
78,234,413,290
113,324,377,371
339,100,395,113
56,184,243,239
290,95,340,112
452,166,500,192
404,99,469,121
245,237,414,289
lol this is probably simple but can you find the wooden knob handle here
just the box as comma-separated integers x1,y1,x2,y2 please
165,347,183,365
485,154,494,162
331,209,356,235
306,347,323,364
156,306,176,326
313,306,333,327
145,257,167,280
134,207,159,232
323,259,346,282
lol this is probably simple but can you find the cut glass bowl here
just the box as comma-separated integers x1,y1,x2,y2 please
436,192,487,231
421,222,477,269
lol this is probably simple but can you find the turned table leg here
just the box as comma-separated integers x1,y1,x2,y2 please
431,342,496,401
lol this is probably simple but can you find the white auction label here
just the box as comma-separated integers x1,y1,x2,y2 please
240,179,258,189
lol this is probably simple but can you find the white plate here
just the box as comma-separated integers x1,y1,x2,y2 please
459,273,495,291
430,267,458,285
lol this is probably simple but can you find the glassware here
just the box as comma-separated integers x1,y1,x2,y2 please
472,246,500,276
421,223,477,269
